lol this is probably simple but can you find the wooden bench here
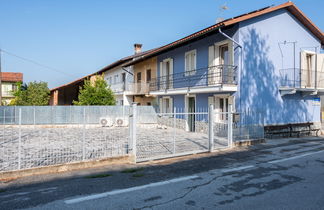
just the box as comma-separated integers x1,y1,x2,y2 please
265,123,320,139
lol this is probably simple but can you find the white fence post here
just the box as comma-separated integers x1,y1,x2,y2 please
33,106,36,128
228,104,233,148
173,107,176,154
18,108,22,170
130,103,137,161
208,104,214,152
82,107,86,161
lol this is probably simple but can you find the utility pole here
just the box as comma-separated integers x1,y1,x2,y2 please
0,49,2,106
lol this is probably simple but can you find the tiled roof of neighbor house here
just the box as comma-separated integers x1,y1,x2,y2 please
0,72,23,82
123,1,324,67
50,48,157,91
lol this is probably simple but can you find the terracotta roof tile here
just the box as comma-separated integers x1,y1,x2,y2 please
0,72,23,82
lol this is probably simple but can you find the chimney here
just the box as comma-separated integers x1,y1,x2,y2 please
134,43,142,54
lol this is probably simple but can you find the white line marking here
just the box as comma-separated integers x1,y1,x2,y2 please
65,149,324,205
0,191,30,199
269,150,324,164
221,165,254,173
64,175,199,204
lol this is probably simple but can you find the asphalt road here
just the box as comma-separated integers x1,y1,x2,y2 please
1,137,324,210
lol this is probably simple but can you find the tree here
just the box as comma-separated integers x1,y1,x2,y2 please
10,81,50,106
73,75,116,105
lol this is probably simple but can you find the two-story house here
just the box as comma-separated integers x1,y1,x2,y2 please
127,2,324,130
0,72,23,105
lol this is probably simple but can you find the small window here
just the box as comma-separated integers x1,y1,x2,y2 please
137,72,142,82
147,102,151,106
185,50,197,76
114,75,119,84
122,73,126,83
161,97,173,113
146,69,151,82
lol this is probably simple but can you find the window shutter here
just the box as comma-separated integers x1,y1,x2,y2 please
300,51,308,88
214,97,221,122
185,54,189,76
192,52,196,74
169,97,173,113
160,62,164,89
159,98,163,113
208,45,215,85
208,45,215,67
208,96,214,108
169,59,174,88
317,54,324,88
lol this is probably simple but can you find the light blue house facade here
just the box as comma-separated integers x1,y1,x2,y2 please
126,2,324,129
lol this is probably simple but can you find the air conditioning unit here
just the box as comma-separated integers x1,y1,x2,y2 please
99,117,114,127
115,117,129,127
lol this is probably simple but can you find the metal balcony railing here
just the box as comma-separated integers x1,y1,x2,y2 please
280,68,324,89
109,82,150,95
149,65,237,91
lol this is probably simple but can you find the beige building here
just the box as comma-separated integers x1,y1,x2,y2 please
0,72,23,105
132,56,158,106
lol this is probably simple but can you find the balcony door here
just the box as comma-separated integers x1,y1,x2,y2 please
220,44,230,83
208,40,233,85
160,58,173,90
301,51,316,88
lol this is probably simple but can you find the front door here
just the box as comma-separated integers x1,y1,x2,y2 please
188,97,196,132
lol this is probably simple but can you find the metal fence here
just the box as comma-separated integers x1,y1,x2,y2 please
0,105,265,172
0,106,134,172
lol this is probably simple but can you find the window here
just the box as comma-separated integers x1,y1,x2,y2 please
147,102,151,106
146,69,151,82
160,58,173,89
160,97,173,113
209,96,231,122
219,44,229,65
185,50,196,76
122,73,126,83
114,75,119,84
301,51,316,88
137,72,142,82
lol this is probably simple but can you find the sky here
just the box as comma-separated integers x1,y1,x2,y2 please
0,0,323,88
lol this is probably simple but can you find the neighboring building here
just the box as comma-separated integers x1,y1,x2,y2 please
0,72,23,105
49,45,154,105
122,44,158,106
127,2,324,129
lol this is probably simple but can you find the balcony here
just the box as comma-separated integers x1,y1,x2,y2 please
109,82,150,95
279,68,324,95
149,65,238,93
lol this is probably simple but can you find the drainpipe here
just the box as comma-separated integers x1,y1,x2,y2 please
218,28,243,113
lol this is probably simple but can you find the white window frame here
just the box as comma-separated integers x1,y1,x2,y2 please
160,58,174,89
210,94,234,123
159,96,173,113
185,50,197,76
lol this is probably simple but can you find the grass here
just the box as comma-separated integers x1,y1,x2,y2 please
132,173,145,178
121,168,143,174
85,173,112,179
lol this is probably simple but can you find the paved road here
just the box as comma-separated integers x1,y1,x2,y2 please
1,137,324,209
